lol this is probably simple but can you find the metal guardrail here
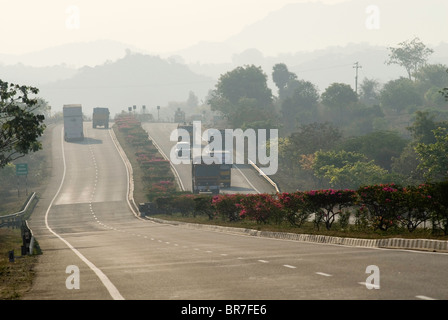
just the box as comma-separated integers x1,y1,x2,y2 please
248,160,280,193
0,192,36,227
1,192,37,255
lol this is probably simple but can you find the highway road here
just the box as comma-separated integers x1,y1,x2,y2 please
141,122,277,194
24,122,448,302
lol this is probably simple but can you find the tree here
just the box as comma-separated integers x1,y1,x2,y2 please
337,130,408,171
289,122,342,156
380,77,422,113
407,111,439,145
386,37,434,81
312,150,389,189
272,63,297,99
414,64,448,90
208,65,273,126
321,83,358,125
415,127,448,181
281,80,319,130
359,78,381,106
186,91,199,109
0,80,46,168
391,144,425,185
440,68,448,102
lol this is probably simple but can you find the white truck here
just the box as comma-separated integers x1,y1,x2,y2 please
63,104,84,141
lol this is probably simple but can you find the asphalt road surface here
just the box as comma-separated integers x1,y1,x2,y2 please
141,122,277,194
24,122,448,301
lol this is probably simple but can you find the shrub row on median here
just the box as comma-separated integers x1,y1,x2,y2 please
115,114,179,201
153,181,448,235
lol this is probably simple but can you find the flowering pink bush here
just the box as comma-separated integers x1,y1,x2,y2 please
239,194,283,224
356,184,403,231
305,189,356,230
277,192,312,227
211,194,245,221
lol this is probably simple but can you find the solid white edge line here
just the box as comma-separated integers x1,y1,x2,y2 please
44,126,124,300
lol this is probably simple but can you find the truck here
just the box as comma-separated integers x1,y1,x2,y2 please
63,104,84,142
174,108,185,123
191,156,220,194
206,129,232,188
92,107,110,128
204,149,232,188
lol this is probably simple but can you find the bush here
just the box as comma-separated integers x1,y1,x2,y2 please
305,189,356,230
277,192,312,227
356,184,403,231
239,194,283,224
211,194,244,222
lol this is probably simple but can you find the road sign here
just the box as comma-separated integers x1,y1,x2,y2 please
16,163,28,176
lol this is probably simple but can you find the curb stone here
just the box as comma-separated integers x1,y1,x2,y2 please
145,216,448,253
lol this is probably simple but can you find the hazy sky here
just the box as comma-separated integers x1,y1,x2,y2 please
1,0,348,55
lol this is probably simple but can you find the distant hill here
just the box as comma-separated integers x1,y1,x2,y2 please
0,39,147,68
173,0,448,64
223,0,448,57
0,63,77,87
38,51,215,118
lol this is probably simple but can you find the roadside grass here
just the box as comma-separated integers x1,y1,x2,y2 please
0,229,38,300
0,123,54,299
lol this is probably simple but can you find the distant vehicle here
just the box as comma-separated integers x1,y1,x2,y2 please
174,141,191,158
174,108,185,123
63,104,84,141
92,107,110,128
192,156,220,194
204,149,232,188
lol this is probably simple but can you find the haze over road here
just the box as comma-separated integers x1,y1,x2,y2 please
24,123,448,300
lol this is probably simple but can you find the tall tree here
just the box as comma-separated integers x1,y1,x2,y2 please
281,80,319,130
321,83,358,125
272,63,297,99
407,111,439,145
415,127,448,181
208,65,273,127
359,78,381,106
0,80,46,168
380,77,422,113
386,37,434,81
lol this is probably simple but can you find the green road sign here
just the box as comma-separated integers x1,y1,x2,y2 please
16,163,28,176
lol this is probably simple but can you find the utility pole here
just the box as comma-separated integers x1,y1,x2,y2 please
353,62,362,94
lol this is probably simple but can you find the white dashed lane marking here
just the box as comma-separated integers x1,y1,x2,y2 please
315,272,332,277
